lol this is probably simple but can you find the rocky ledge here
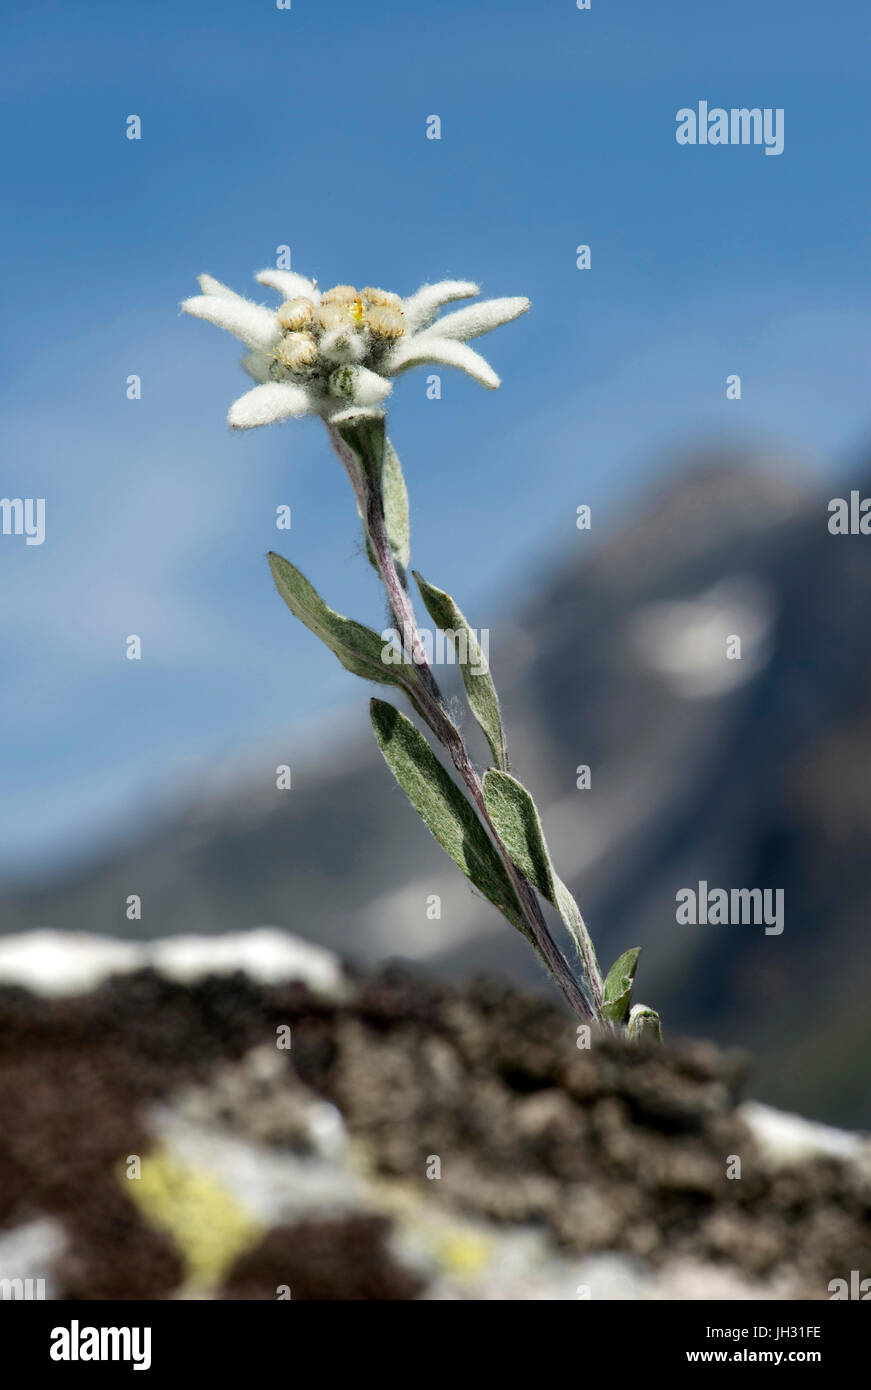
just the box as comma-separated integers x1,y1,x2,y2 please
0,930,868,1300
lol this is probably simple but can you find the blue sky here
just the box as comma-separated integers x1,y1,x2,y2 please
2,0,870,872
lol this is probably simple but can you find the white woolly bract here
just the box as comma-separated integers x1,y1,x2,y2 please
256,268,319,302
329,365,393,406
420,296,530,342
198,274,244,298
401,280,480,334
327,406,386,428
386,335,500,389
241,350,273,382
228,381,315,429
319,326,368,364
181,293,281,353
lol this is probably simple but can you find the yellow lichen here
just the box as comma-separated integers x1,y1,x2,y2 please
435,1227,493,1275
121,1146,261,1290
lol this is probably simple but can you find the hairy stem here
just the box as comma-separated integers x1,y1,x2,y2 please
328,421,601,1025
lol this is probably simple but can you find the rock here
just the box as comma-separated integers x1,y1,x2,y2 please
0,930,869,1300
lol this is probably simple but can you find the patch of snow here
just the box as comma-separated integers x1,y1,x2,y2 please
0,1217,67,1298
740,1100,866,1168
0,928,347,1000
629,576,775,698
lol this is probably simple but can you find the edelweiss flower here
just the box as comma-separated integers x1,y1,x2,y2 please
181,269,530,429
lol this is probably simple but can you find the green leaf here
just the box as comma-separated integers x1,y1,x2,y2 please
413,572,507,770
370,699,526,937
332,409,386,491
334,410,410,582
382,438,410,578
482,770,602,1001
481,769,552,896
268,551,411,693
627,1003,662,1043
602,947,641,1024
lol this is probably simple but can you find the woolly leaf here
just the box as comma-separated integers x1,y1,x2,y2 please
268,551,404,689
334,410,410,582
481,770,551,896
370,700,526,935
332,409,386,491
482,770,602,1003
382,438,411,578
602,947,641,1025
627,1004,662,1043
414,572,507,770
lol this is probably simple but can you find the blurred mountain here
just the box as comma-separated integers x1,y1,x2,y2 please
3,455,870,1125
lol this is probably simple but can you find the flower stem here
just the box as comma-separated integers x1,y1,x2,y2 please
328,422,600,1025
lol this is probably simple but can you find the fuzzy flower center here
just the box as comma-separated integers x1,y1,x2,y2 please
267,284,406,392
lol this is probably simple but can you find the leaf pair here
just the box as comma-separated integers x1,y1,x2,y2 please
369,725,652,1030
337,412,508,773
481,771,600,1005
370,699,528,940
481,772,649,1028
